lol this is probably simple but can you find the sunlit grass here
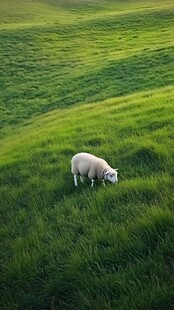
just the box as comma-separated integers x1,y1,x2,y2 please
0,1,174,131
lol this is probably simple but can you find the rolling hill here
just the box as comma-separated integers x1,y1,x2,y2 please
0,1,174,309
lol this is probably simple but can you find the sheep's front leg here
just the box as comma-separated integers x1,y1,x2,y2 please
74,175,78,187
102,179,106,186
91,179,95,187
80,176,84,184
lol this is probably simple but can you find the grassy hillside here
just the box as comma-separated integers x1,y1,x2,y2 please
1,0,174,132
1,0,174,309
1,86,174,309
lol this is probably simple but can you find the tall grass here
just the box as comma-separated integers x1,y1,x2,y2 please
0,0,174,309
1,86,174,309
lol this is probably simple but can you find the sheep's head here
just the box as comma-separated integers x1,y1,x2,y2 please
104,169,118,183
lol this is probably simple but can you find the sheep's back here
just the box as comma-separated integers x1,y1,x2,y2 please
71,153,109,179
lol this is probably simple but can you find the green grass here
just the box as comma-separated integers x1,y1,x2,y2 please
1,0,174,131
1,0,174,309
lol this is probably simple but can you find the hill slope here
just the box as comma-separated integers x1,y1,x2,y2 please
0,0,174,132
1,86,174,309
0,1,174,309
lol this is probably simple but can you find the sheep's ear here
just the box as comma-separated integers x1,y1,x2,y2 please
104,171,109,175
115,168,118,171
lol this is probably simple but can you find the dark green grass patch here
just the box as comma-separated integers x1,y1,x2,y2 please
67,208,174,310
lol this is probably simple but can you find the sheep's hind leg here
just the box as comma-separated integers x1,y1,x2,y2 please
80,176,84,184
74,175,78,187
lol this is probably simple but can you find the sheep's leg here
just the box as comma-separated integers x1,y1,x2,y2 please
102,180,106,187
91,179,95,187
74,175,78,187
80,176,84,184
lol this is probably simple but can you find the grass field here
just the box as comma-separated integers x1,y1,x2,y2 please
0,0,174,309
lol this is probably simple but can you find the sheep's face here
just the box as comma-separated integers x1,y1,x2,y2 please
105,169,118,183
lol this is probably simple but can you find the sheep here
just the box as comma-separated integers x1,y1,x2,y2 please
71,152,118,187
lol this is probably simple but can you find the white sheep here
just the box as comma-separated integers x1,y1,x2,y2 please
71,152,118,187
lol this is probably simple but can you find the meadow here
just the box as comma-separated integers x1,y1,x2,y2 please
0,0,174,309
